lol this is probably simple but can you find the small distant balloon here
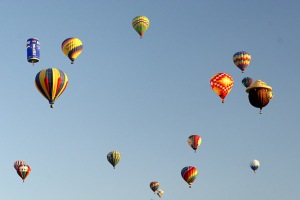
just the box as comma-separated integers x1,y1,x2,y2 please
181,166,198,188
233,51,251,73
187,135,201,153
17,165,31,182
156,189,164,198
27,38,40,66
210,72,234,103
242,77,253,88
107,151,121,169
14,160,26,171
61,38,83,64
132,16,150,38
150,181,160,193
250,160,260,173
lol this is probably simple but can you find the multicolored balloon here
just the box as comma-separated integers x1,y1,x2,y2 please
233,51,251,73
157,189,164,198
250,160,260,173
14,160,26,171
150,181,160,193
17,165,31,182
132,16,150,38
61,38,83,64
181,166,198,188
27,38,40,66
187,135,202,153
242,77,253,88
35,68,68,108
210,72,234,103
107,151,121,169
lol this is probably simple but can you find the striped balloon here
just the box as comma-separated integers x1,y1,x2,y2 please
35,68,68,108
210,72,234,103
61,38,83,64
181,166,198,188
14,160,26,171
233,51,251,72
187,135,202,152
242,77,253,88
132,16,150,38
17,165,31,182
107,151,121,169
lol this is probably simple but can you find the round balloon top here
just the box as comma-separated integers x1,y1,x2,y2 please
233,51,251,72
250,160,260,173
150,181,160,193
132,16,150,38
107,151,121,169
181,166,198,188
61,38,83,64
187,135,202,152
210,72,234,103
14,160,26,171
242,77,253,88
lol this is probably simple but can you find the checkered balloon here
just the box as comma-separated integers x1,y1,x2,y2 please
210,72,234,103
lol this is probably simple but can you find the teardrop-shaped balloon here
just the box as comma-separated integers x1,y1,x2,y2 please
35,68,68,108
107,151,121,169
181,166,198,188
233,51,251,72
132,16,150,38
17,165,31,182
242,77,253,88
250,160,260,173
187,135,201,152
210,72,234,103
150,181,160,193
61,38,83,64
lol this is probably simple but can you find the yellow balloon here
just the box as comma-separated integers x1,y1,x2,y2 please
61,38,83,64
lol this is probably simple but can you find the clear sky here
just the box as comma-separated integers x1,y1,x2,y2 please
0,0,299,199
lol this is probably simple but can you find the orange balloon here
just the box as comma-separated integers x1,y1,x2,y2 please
210,73,234,103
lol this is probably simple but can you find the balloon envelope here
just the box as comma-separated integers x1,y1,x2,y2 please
35,68,68,108
17,165,31,182
157,189,164,198
187,135,201,152
250,160,260,173
233,51,251,72
107,151,121,169
242,77,253,88
150,181,160,193
132,16,150,38
27,38,40,65
14,160,26,171
210,72,234,103
181,166,198,188
61,38,83,64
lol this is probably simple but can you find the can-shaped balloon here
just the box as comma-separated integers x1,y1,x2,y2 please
27,38,40,65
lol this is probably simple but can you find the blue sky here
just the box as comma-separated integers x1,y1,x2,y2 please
0,1,299,199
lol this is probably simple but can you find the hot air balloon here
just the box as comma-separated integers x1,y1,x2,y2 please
187,135,201,153
210,72,234,103
132,16,150,38
250,160,260,173
150,181,160,193
107,151,121,169
14,160,26,171
35,68,68,108
27,38,40,66
246,80,273,114
157,189,164,198
242,77,253,88
17,165,31,182
181,166,198,188
61,38,83,64
233,51,251,73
